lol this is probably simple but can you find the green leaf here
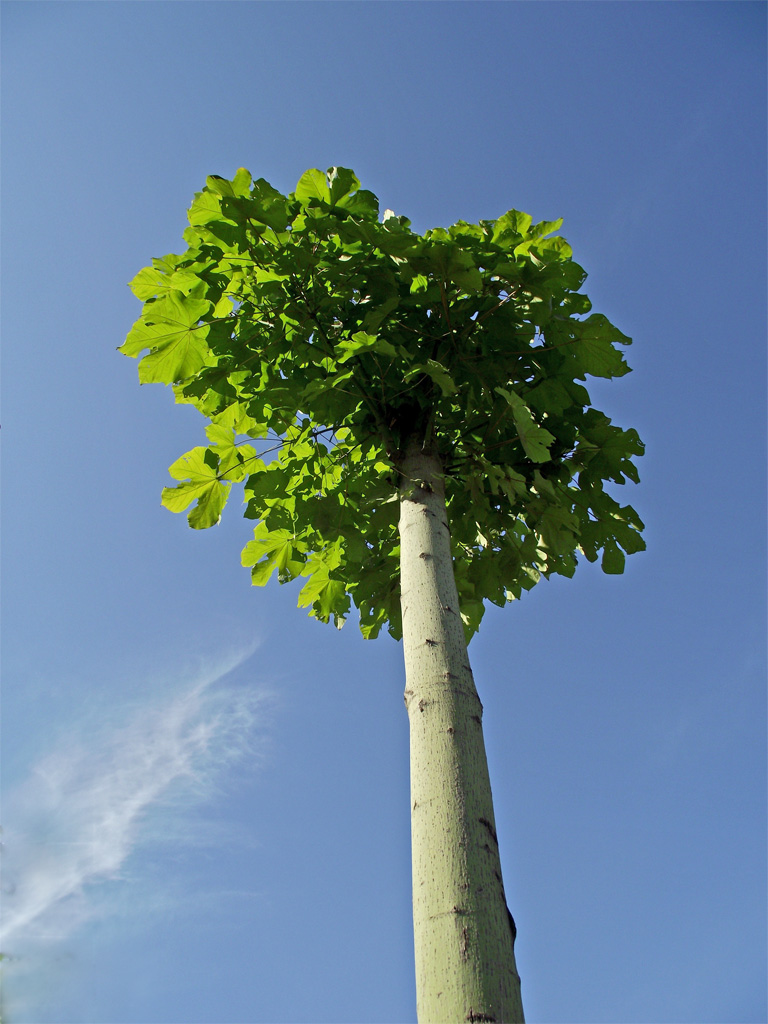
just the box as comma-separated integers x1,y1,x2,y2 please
120,292,213,384
298,556,350,627
129,266,174,300
186,189,247,250
295,168,330,205
327,166,361,206
601,538,626,574
448,220,485,243
188,190,227,227
362,294,400,333
535,503,579,557
241,523,304,585
446,251,483,291
162,447,228,529
526,379,573,417
530,218,563,240
459,597,486,642
495,388,555,462
233,167,253,195
407,359,457,396
576,412,644,484
205,169,252,198
492,210,533,247
206,174,235,197
336,188,379,218
337,331,398,363
240,178,288,231
575,314,632,379
204,423,256,480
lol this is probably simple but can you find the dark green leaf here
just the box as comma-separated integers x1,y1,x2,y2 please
574,314,632,379
601,539,626,574
495,388,555,462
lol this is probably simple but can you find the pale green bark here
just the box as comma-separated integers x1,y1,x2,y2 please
398,442,524,1024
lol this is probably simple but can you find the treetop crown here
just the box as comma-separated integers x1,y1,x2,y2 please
120,166,645,640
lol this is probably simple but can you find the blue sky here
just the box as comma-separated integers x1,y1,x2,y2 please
1,2,765,1022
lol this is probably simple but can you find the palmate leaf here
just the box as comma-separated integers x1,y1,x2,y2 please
295,168,332,205
241,522,306,585
336,331,398,363
119,292,213,384
573,314,632,379
495,388,555,462
576,412,644,485
162,447,229,529
129,265,206,301
491,210,533,246
327,166,361,205
205,167,252,198
129,266,175,300
298,552,350,628
406,359,458,397
204,423,256,481
601,538,626,574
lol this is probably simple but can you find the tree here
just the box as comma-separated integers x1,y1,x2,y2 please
120,166,644,1024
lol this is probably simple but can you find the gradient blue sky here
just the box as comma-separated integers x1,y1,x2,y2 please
2,3,765,1023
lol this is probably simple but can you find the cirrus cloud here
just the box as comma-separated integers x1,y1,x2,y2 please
1,644,268,1011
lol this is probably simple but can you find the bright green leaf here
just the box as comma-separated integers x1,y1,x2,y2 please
295,168,331,205
129,266,174,300
162,447,228,529
188,191,226,227
120,292,213,384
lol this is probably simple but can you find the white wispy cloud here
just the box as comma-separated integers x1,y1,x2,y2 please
1,645,267,962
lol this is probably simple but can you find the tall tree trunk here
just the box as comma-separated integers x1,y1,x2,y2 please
398,440,524,1024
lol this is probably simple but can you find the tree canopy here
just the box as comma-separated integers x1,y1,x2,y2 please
120,166,644,640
